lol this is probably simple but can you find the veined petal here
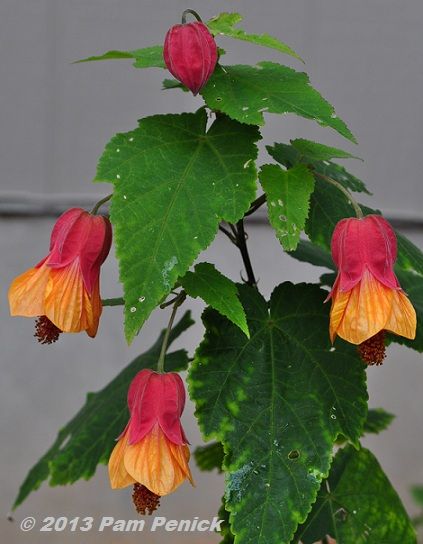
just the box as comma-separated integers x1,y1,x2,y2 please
385,290,416,340
43,260,101,335
124,424,193,496
108,432,136,489
8,264,51,317
330,269,393,344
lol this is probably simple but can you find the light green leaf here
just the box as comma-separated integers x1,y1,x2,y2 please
12,312,193,510
194,442,225,473
75,45,165,68
260,164,315,251
291,138,362,162
181,263,249,337
296,446,416,543
202,63,355,142
189,283,368,544
363,408,395,435
207,12,303,62
267,141,370,194
95,109,260,342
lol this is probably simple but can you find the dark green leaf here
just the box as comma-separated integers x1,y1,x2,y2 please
75,45,165,68
364,408,395,435
181,263,249,337
289,239,335,271
267,141,370,194
260,164,315,251
296,446,416,543
95,109,260,342
194,442,225,473
396,233,423,277
12,312,193,510
202,63,356,142
189,283,367,544
207,12,302,62
411,486,423,508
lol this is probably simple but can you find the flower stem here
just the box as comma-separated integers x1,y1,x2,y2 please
315,172,363,219
181,9,202,23
157,292,186,373
90,193,113,215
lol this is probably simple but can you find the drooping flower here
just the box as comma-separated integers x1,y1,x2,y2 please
108,369,193,514
163,18,218,95
8,208,112,342
328,215,416,365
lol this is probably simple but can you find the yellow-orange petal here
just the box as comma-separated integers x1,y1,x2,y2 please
124,424,193,496
385,289,416,340
43,261,101,335
108,433,136,489
330,269,393,345
8,264,51,317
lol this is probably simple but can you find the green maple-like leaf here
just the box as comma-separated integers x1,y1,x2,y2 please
267,141,370,195
207,12,303,62
201,63,355,142
189,283,368,544
12,312,193,510
74,45,165,68
363,408,395,435
181,263,249,337
295,446,416,544
260,163,315,251
95,109,260,342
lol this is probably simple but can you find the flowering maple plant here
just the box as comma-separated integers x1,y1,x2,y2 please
8,8,423,544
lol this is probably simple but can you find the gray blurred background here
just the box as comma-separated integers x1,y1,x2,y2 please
1,1,422,542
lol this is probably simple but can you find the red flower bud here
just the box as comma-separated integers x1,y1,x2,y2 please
163,20,218,95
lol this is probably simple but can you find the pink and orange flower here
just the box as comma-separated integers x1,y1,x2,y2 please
328,215,416,364
8,208,112,342
109,369,193,514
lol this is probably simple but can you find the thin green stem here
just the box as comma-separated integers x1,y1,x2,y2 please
315,172,363,219
102,297,124,307
181,9,202,23
90,193,113,215
157,292,186,373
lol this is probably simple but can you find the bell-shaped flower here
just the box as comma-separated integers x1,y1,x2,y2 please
328,215,416,364
8,208,112,342
109,369,193,514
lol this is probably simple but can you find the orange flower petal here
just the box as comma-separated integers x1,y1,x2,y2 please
330,269,393,344
385,290,416,340
108,433,136,489
43,261,101,335
8,264,51,317
124,424,192,496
